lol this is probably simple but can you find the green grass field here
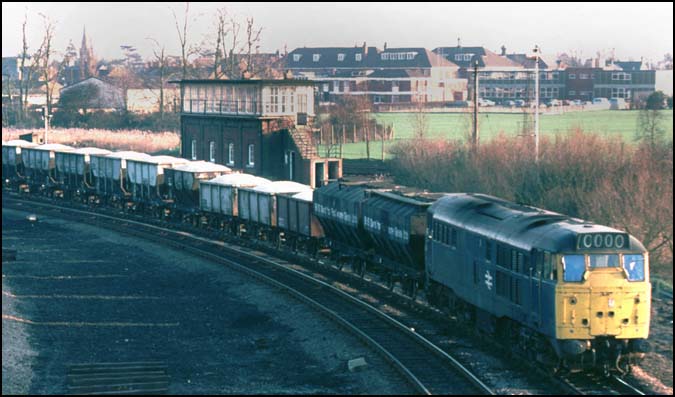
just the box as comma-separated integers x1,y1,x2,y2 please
319,110,673,159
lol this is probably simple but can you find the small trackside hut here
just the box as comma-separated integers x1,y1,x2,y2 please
172,78,342,188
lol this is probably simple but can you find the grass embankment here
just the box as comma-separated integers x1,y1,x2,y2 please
2,128,180,155
319,110,674,159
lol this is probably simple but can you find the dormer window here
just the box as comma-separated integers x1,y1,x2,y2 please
313,54,320,62
355,53,362,62
337,53,345,62
454,54,462,61
293,54,301,62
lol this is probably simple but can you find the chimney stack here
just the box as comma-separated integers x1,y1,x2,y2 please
362,42,367,56
501,45,506,56
384,42,387,50
457,37,461,48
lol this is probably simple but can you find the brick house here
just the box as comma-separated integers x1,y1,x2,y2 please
285,44,465,104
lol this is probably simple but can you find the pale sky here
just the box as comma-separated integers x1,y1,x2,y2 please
2,2,673,64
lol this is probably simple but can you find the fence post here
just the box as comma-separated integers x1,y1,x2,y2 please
381,124,385,162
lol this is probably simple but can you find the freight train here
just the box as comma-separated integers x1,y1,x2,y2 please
2,140,651,374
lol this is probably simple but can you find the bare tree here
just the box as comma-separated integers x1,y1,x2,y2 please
18,8,42,123
410,101,429,140
227,16,241,78
172,2,199,80
243,17,262,77
147,37,168,118
211,7,230,79
37,13,56,114
636,108,666,153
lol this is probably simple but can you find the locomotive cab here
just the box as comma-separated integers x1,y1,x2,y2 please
554,231,651,373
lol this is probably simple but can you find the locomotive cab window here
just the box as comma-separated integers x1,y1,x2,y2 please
623,254,645,281
589,254,619,269
563,255,585,282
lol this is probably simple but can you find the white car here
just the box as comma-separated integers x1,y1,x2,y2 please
478,98,495,107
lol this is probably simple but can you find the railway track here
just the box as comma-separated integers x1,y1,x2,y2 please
556,371,646,395
3,195,493,395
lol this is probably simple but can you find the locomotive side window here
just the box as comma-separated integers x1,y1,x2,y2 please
485,240,492,262
589,254,619,269
623,254,645,281
563,255,585,282
543,251,551,279
511,249,518,272
450,228,457,248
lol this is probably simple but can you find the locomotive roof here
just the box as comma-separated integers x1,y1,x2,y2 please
204,173,270,187
170,161,232,173
430,193,645,253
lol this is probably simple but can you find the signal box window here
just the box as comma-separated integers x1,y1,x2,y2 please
209,141,215,162
247,144,255,167
227,143,234,165
191,139,197,160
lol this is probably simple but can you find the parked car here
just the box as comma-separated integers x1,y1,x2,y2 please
514,99,526,107
503,100,516,107
547,99,561,107
477,98,495,107
592,97,610,105
609,98,628,110
571,99,583,106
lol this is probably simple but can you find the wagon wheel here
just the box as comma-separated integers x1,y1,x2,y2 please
409,280,418,299
386,273,395,291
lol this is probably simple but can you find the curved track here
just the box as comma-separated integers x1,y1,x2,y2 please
3,195,493,395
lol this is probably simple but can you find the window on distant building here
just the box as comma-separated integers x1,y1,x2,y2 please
569,90,576,96
337,53,345,62
247,144,255,167
569,74,576,79
209,141,215,162
454,54,462,61
227,143,234,165
313,54,320,62
293,54,301,62
191,139,197,160
580,73,589,79
463,54,473,61
355,53,362,61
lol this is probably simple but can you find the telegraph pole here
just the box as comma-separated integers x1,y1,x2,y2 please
533,45,540,163
472,59,479,152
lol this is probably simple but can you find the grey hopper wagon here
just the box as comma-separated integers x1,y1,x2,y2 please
55,147,112,193
90,151,153,200
277,189,324,239
125,155,189,204
2,140,38,184
21,144,74,188
165,161,231,212
199,173,271,217
238,181,310,227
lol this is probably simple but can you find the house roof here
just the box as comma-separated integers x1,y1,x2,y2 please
614,61,644,71
59,77,124,109
507,53,561,70
285,46,458,70
433,46,522,69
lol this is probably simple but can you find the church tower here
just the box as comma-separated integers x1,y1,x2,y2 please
79,26,96,80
